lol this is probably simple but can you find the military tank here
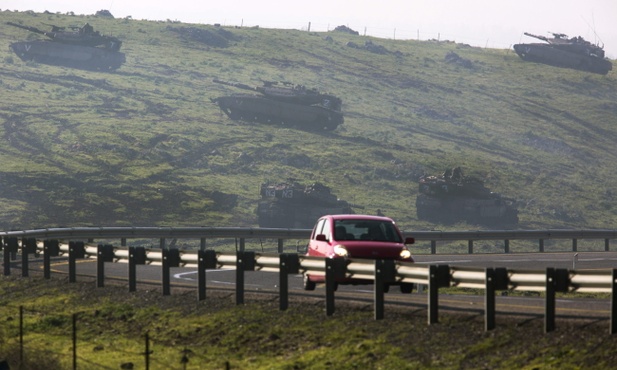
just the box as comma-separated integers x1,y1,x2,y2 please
212,79,344,131
416,167,519,227
6,21,125,71
257,180,357,228
513,32,612,75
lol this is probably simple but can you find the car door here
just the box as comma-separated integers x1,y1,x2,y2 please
308,218,326,256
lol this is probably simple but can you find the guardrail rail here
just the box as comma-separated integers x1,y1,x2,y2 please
2,227,617,335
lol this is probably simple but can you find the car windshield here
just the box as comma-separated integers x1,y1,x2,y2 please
333,219,402,242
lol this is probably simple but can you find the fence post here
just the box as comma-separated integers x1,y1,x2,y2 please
97,244,114,288
504,239,510,254
374,260,395,320
20,238,29,278
606,239,610,252
431,240,436,254
43,239,60,279
68,241,85,283
545,267,569,333
539,239,544,252
2,237,8,276
128,247,146,292
468,240,473,254
572,239,577,252
198,250,217,301
162,248,180,296
278,239,284,254
236,251,255,305
72,313,77,370
279,253,299,311
4,237,18,276
428,265,450,325
485,267,508,331
325,258,346,316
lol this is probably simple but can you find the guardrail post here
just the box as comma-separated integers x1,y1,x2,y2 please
374,260,395,320
68,241,85,283
468,240,473,254
609,269,617,334
545,268,569,333
485,267,508,331
198,250,217,301
162,248,181,296
431,240,436,255
278,239,284,254
43,239,60,279
428,265,450,325
128,247,146,292
2,237,8,276
606,239,610,252
539,239,544,253
236,251,255,305
10,237,17,261
572,239,577,252
200,238,206,251
279,253,300,311
325,258,346,316
97,244,114,288
21,238,36,278
504,239,510,254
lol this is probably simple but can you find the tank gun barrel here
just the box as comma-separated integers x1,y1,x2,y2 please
212,79,259,92
6,21,47,35
523,32,549,42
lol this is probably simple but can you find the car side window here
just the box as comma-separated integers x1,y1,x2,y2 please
312,218,326,240
321,219,332,241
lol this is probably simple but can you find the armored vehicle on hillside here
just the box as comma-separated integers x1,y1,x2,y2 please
513,32,612,75
257,180,356,228
7,21,125,71
416,167,518,227
212,79,344,131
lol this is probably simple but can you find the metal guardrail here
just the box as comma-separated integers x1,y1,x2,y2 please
2,234,617,335
1,227,616,254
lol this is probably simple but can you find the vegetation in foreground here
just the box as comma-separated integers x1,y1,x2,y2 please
0,276,615,369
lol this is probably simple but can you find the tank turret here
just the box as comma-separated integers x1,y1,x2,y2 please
416,167,519,227
211,79,344,131
6,21,125,71
256,180,358,228
513,31,612,75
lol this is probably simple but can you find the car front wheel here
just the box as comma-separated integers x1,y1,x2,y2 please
303,274,316,291
400,283,414,294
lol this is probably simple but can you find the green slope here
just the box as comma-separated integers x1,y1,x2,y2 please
0,10,615,230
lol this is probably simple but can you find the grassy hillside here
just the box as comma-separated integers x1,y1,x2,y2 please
0,10,616,231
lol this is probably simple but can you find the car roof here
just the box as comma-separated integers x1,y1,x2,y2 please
322,214,395,222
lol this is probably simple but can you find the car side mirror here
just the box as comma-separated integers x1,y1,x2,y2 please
404,237,415,245
316,234,327,242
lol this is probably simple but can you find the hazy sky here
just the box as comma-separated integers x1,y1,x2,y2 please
3,0,616,58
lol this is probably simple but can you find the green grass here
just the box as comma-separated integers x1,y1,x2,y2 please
0,276,615,369
0,10,616,232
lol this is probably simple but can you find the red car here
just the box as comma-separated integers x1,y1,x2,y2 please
303,214,415,293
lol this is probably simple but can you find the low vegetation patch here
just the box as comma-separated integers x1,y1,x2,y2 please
0,276,615,369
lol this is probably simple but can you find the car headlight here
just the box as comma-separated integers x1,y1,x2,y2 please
333,244,348,257
399,248,412,259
